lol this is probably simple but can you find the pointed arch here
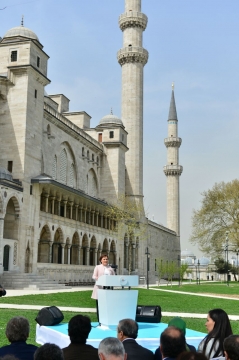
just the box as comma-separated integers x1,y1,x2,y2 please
90,236,97,266
87,168,98,197
52,228,64,264
38,225,51,263
59,149,67,184
81,234,89,265
52,155,57,180
102,238,109,254
71,232,80,265
3,197,20,240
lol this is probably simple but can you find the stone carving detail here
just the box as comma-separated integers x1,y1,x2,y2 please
119,12,148,31
163,165,183,176
117,47,148,66
164,137,182,148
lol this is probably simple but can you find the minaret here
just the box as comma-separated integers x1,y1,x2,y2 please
117,0,148,205
163,84,183,239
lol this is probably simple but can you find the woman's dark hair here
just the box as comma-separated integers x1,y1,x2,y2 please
99,254,108,263
202,308,232,358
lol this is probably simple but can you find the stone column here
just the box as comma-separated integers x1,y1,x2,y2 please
45,194,49,213
63,200,67,218
94,248,98,266
0,218,4,274
96,211,99,227
61,244,65,264
67,245,71,265
75,205,79,221
88,210,91,225
79,206,83,222
57,198,61,216
86,247,90,265
69,202,73,219
78,246,81,265
91,211,95,226
84,208,87,223
49,241,53,263
50,196,55,215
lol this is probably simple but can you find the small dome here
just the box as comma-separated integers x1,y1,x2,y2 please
184,257,193,265
0,167,13,181
197,257,210,266
3,26,39,41
181,249,195,258
99,113,123,126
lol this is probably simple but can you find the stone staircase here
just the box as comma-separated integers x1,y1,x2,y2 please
0,272,68,290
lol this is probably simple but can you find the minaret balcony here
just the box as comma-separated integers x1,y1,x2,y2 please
117,46,148,66
119,12,148,31
163,165,183,176
164,137,182,148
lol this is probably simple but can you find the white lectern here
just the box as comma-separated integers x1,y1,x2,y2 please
96,275,138,327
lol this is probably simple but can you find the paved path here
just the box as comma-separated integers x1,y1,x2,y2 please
1,285,239,320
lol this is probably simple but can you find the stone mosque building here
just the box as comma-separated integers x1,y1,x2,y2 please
0,0,182,288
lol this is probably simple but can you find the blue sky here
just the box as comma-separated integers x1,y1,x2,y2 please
1,0,239,257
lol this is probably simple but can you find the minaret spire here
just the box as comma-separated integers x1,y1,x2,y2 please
117,0,148,206
163,86,183,242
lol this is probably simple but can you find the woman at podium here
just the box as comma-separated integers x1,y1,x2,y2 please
91,254,115,321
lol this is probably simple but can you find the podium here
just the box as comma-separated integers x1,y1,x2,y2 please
96,275,138,326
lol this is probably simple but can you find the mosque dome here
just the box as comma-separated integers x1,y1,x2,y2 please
197,257,210,266
3,26,39,41
0,167,13,181
99,113,123,126
181,249,195,258
184,257,193,265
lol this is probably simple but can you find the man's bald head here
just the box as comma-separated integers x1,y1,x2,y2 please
160,326,186,359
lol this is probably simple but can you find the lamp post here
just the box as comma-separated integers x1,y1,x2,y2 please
177,254,181,286
234,249,239,282
225,231,229,286
145,247,150,290
197,260,200,285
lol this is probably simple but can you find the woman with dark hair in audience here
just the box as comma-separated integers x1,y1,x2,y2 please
177,351,207,360
198,308,232,359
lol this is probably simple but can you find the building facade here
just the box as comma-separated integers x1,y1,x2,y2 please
0,1,180,286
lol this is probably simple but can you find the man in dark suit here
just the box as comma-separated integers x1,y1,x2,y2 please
117,318,154,360
62,315,98,360
0,316,37,360
160,326,186,360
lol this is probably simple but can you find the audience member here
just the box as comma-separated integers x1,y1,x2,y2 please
98,337,126,360
34,343,63,360
0,356,20,360
62,314,98,360
160,326,186,360
198,309,232,359
224,335,239,360
0,317,37,360
177,351,208,360
0,284,6,297
155,317,196,360
117,318,153,360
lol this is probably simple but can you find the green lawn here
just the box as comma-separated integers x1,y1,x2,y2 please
0,287,239,348
154,282,239,295
3,288,237,314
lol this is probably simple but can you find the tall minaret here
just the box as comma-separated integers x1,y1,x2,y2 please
163,84,183,239
117,0,148,205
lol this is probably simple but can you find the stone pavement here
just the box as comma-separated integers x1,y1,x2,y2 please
1,285,239,321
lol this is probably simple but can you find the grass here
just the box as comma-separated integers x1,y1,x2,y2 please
1,286,239,348
154,282,239,295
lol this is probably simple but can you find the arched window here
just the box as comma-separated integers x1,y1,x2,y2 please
82,147,85,157
69,163,75,187
52,155,57,180
59,149,67,184
92,154,94,162
87,150,89,160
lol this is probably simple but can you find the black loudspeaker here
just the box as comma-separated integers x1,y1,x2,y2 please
35,306,64,326
136,305,161,323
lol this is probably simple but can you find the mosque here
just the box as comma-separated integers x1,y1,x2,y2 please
0,0,182,288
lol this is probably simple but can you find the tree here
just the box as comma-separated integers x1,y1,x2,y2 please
190,179,239,256
179,264,189,284
167,261,178,286
155,258,165,286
